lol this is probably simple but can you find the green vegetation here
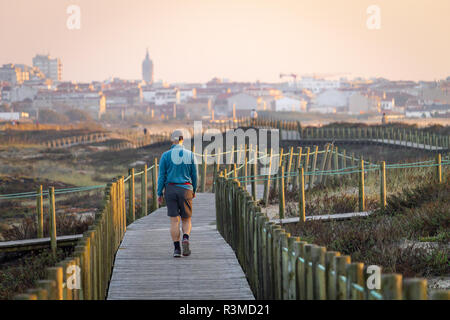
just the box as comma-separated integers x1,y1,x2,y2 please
285,171,449,277
0,248,71,300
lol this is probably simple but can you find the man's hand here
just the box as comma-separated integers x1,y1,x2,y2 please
193,193,196,199
158,196,164,205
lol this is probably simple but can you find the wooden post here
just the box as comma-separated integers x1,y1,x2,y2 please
201,150,208,192
436,153,442,183
298,166,306,223
403,278,427,300
430,290,450,300
243,145,248,190
304,147,310,186
381,274,402,300
325,251,340,300
47,267,63,300
287,146,294,182
227,146,234,173
333,146,339,176
48,187,57,258
36,185,44,238
323,145,333,184
141,164,148,216
263,149,272,207
128,168,135,222
274,147,283,193
279,164,285,219
304,244,315,300
252,145,257,200
359,159,365,212
319,144,330,184
334,255,351,300
380,161,386,209
310,146,319,186
311,246,326,300
152,158,159,210
347,262,364,300
293,147,302,189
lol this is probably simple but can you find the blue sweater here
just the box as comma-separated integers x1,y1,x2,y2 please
157,144,198,197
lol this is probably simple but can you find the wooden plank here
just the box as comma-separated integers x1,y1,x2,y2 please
270,211,372,224
107,193,254,300
0,234,83,253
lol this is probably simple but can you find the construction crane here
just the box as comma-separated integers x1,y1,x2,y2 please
279,73,298,81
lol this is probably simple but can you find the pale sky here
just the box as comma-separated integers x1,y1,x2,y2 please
1,0,449,83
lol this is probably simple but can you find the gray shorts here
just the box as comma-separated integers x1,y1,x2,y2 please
164,184,194,218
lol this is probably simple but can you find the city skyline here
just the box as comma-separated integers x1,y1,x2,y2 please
1,0,449,83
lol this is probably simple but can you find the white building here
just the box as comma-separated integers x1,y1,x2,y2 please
179,88,196,102
32,55,62,81
313,89,351,109
0,112,29,121
0,64,27,84
272,96,306,112
155,88,180,106
227,93,258,117
381,99,395,110
297,77,341,94
33,91,106,118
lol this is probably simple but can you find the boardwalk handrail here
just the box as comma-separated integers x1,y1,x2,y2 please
214,173,450,300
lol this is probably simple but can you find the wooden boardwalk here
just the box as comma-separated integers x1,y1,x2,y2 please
107,193,254,300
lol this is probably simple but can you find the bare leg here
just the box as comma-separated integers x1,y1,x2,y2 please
170,216,181,241
181,217,192,236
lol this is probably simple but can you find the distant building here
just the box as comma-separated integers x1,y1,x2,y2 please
33,91,106,119
297,77,341,94
313,89,352,110
183,98,212,119
0,112,29,121
32,55,62,81
272,96,306,112
0,64,27,84
348,92,380,114
227,93,258,118
142,49,154,84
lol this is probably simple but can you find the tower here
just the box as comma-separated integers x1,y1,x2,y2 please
142,49,153,84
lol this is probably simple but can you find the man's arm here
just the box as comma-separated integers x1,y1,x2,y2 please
191,151,198,194
157,153,167,197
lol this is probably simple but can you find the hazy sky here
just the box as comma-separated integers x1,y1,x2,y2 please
1,0,449,83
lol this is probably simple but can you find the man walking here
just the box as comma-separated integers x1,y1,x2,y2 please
157,130,198,257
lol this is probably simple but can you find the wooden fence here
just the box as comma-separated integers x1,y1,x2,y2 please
215,174,449,300
14,178,126,300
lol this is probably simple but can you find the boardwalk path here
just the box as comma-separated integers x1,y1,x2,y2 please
107,193,254,300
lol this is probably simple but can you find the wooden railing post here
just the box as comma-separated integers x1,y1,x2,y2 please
359,159,365,212
128,168,135,222
152,158,159,210
36,185,44,238
310,146,319,186
263,149,272,207
252,145,257,200
436,153,442,183
48,187,57,258
47,267,63,300
298,166,306,223
201,149,208,192
380,161,387,209
403,278,427,300
141,164,148,216
381,274,402,300
279,164,285,219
